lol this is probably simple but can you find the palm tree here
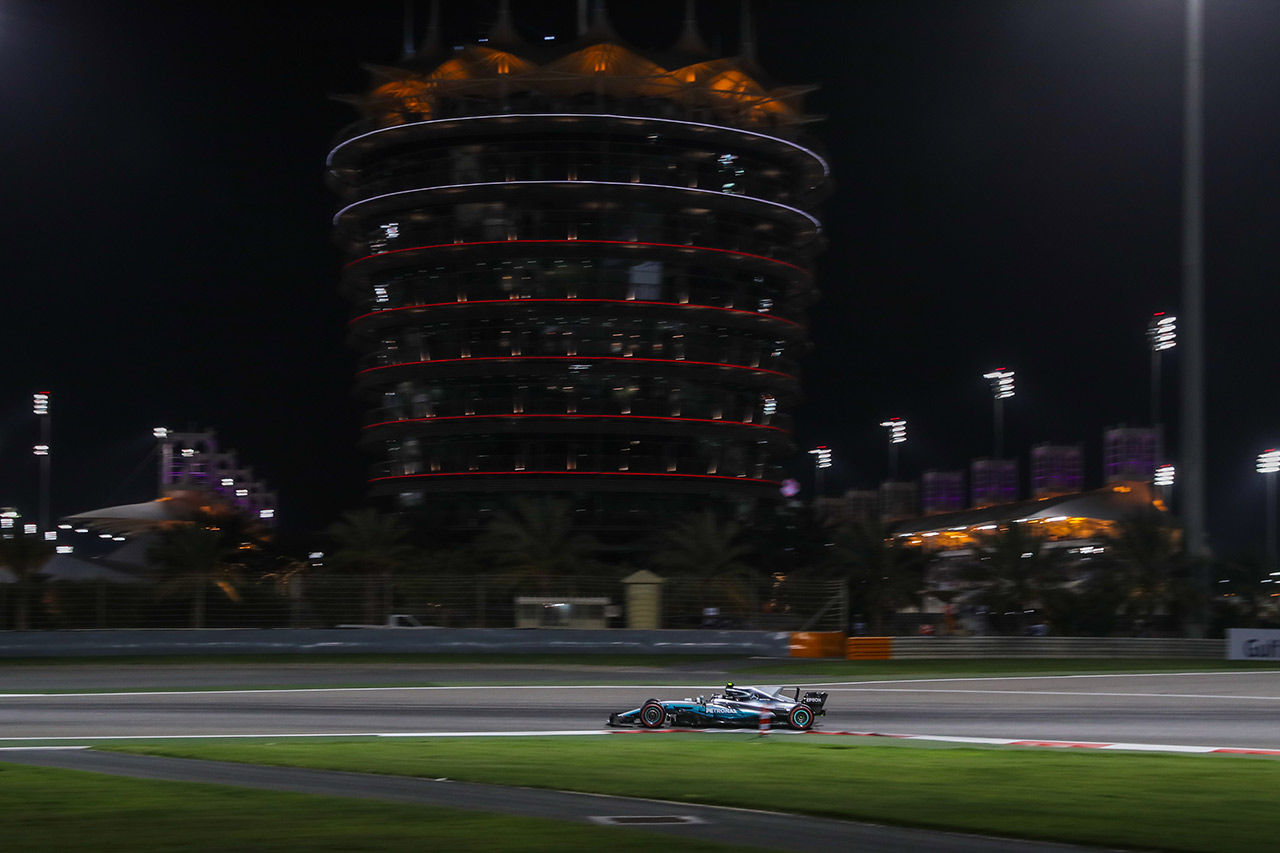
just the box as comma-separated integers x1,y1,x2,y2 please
1104,512,1188,633
148,524,244,628
1211,552,1272,630
476,498,598,590
963,523,1068,634
826,518,925,635
0,533,56,630
652,512,759,624
259,556,314,628
325,508,420,624
653,511,755,576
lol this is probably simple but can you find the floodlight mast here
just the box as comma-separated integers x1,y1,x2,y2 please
1259,450,1280,569
1155,463,1175,505
879,418,906,480
1182,0,1208,636
808,445,832,499
1148,313,1177,470
154,427,172,497
32,393,51,533
982,370,1014,458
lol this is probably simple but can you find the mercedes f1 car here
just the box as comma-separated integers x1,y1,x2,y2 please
607,683,828,730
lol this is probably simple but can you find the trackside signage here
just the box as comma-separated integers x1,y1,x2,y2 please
1226,628,1280,660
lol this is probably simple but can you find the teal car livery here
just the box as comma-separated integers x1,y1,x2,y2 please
608,683,828,730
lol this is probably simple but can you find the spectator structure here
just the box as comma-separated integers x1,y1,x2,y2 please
328,5,829,535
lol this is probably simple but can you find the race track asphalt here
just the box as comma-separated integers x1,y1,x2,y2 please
3,665,1280,748
3,662,1279,852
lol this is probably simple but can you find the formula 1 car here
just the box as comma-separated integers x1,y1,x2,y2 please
607,683,828,730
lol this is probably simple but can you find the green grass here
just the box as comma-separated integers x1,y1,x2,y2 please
103,734,1280,853
738,657,1280,679
0,761,751,853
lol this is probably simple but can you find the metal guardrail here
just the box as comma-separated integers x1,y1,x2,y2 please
0,628,793,658
888,637,1225,659
0,629,1229,660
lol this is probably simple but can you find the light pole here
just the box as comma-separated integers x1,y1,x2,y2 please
1148,313,1176,467
1154,463,1175,507
1258,449,1279,569
983,369,1015,458
808,445,832,499
32,392,50,532
1181,0,1208,638
879,418,906,480
153,427,172,497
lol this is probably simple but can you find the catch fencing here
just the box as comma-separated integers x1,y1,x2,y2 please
0,575,847,633
887,636,1223,659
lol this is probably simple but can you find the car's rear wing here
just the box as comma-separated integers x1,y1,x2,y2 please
777,686,829,712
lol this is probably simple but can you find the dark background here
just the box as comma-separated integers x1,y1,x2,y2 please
1,1,1276,555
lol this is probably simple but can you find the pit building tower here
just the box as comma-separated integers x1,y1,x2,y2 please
328,5,828,535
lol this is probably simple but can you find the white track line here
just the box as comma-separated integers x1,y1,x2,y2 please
0,685,703,699
828,687,1280,701
6,669,1277,699
0,745,90,751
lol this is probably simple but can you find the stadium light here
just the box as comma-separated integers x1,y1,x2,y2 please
808,445,832,498
880,418,907,480
982,369,1014,458
32,392,51,532
1259,449,1280,567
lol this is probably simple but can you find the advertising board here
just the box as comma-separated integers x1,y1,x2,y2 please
1226,628,1280,660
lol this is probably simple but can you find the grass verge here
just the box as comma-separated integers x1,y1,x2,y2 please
0,761,749,853
105,734,1280,853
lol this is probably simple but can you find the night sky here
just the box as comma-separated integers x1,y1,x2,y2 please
2,1,1277,555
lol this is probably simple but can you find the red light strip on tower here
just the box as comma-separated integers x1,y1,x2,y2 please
356,354,797,380
348,298,803,329
344,240,810,274
363,412,790,433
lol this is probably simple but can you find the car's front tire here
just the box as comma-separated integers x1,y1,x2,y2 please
640,701,667,729
788,704,814,730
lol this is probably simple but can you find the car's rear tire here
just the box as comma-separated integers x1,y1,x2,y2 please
640,701,667,728
788,704,814,730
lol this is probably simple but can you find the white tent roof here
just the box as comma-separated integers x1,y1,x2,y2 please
62,498,185,536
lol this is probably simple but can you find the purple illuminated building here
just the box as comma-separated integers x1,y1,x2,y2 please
155,429,277,524
971,458,1018,508
1031,443,1083,497
922,470,965,515
328,8,828,533
1104,426,1156,484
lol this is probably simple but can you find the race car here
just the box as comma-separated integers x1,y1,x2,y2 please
607,683,828,730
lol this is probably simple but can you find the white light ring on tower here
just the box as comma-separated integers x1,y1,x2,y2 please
327,113,830,177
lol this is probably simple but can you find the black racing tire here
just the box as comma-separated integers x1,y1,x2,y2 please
788,704,814,730
640,701,667,729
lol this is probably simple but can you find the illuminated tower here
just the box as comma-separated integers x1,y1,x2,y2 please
328,6,828,535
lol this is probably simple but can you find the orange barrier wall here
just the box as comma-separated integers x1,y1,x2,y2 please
789,631,848,657
846,636,893,660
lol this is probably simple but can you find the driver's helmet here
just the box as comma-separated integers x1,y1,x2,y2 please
724,682,748,700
